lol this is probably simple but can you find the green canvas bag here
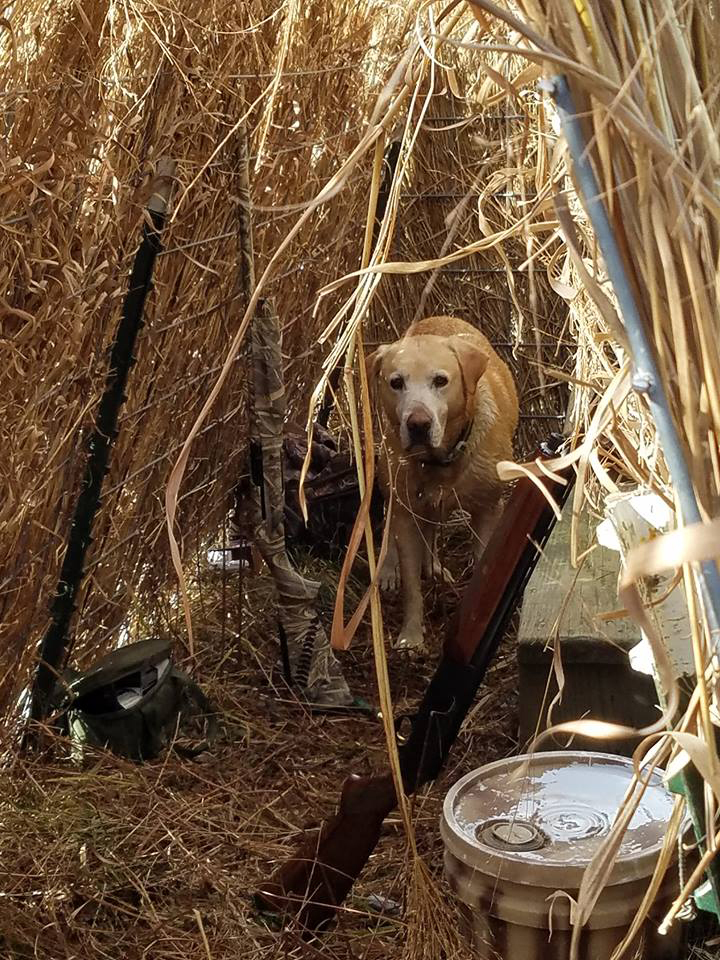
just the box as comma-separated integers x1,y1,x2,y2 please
56,637,216,762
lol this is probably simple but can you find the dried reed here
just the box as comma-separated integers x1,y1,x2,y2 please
7,0,719,955
1,0,565,713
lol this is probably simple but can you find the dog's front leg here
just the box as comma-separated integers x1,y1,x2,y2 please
394,509,426,653
471,502,503,561
379,523,400,592
421,524,436,580
422,523,455,584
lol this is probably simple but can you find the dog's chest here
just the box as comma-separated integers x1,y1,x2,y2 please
396,451,500,518
402,463,463,517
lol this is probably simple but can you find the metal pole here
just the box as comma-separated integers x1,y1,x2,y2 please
548,73,720,918
548,74,720,646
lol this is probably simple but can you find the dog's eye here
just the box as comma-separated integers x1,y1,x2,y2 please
389,375,404,391
433,373,449,388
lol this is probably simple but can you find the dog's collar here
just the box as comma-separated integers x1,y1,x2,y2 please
420,419,474,468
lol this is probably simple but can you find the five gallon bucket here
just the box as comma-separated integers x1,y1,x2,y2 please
441,751,681,960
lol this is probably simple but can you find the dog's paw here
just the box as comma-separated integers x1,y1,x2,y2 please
394,624,427,656
379,560,400,593
431,559,455,585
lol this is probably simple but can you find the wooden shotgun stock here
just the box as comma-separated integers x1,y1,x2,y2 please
255,434,574,930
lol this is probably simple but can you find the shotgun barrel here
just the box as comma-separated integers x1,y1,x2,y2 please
255,434,574,930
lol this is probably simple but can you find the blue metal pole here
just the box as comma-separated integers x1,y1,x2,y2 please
549,73,720,919
548,74,720,649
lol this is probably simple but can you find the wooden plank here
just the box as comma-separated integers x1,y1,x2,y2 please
518,504,638,654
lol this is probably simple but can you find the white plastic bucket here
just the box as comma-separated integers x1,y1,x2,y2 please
441,751,682,960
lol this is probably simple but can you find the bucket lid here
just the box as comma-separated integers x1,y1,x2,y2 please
441,751,674,888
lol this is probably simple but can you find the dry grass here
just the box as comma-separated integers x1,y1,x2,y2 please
5,0,720,955
2,7,565,953
0,0,396,711
0,0,569,717
0,561,519,960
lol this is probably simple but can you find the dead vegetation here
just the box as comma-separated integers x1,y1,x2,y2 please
3,0,720,957
0,0,566,714
0,567,518,960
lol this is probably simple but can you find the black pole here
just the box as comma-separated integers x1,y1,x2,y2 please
25,159,176,734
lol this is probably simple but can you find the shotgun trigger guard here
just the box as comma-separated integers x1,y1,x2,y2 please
416,700,457,785
394,713,415,745
397,697,458,792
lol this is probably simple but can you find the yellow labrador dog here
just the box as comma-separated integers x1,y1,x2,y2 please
367,315,519,652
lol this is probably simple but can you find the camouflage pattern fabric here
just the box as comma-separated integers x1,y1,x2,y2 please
249,300,353,708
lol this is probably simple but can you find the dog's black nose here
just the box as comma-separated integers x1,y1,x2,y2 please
407,411,432,443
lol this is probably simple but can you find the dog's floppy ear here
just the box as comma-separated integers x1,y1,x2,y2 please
364,344,387,386
449,335,488,390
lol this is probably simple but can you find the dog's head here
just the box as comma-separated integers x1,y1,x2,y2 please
366,333,488,455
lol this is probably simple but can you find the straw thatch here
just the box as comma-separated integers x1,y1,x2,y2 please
1,1,569,713
5,0,720,956
400,1,720,951
1,2,570,956
0,0,394,711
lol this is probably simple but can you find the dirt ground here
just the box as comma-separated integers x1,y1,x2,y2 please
1,549,714,959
